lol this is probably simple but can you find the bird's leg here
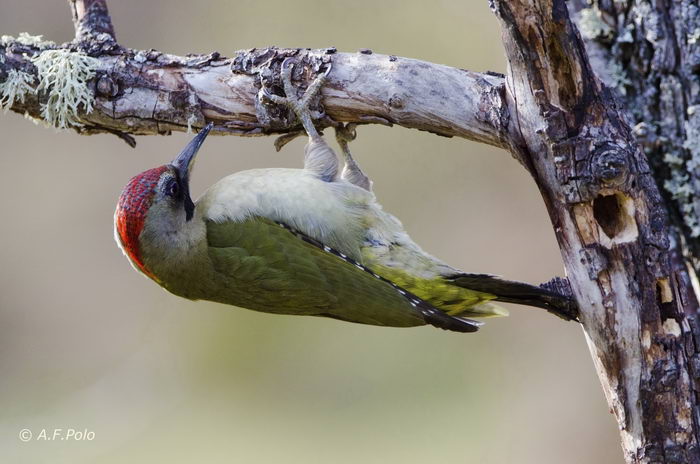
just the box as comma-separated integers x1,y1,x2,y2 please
335,123,372,191
265,60,339,182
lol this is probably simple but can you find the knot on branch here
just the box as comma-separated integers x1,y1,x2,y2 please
592,144,630,187
476,77,509,142
95,74,118,97
550,136,635,204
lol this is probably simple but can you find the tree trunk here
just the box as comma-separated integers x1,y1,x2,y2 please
489,1,700,462
1,0,699,462
569,0,700,273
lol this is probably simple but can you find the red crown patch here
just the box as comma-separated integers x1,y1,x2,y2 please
115,166,168,280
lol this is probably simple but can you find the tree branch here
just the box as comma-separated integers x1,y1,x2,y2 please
0,38,513,149
0,1,512,146
69,0,115,41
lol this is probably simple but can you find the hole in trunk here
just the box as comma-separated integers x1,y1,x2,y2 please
593,194,623,237
592,191,638,247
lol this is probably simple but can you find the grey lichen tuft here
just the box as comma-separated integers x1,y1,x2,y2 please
0,69,35,111
30,49,100,129
0,32,55,48
689,28,700,45
609,61,632,95
186,113,197,134
187,114,197,134
578,6,613,41
663,105,700,237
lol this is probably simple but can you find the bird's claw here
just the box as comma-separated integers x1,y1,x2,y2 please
335,123,357,144
261,88,287,106
273,130,305,152
265,58,331,139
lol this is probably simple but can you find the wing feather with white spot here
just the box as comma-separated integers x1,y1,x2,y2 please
205,217,481,332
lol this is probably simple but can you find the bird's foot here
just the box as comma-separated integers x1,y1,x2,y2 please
335,123,357,144
264,58,331,140
335,122,357,146
335,123,372,191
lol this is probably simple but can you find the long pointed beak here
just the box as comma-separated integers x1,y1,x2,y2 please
171,122,213,180
171,122,213,221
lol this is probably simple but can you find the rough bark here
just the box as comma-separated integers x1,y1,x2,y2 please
69,0,115,42
490,1,700,462
569,0,700,275
2,0,699,463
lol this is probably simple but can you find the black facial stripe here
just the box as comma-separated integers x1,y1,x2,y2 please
274,221,481,332
170,171,194,222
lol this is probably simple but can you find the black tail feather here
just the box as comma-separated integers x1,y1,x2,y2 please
449,273,579,322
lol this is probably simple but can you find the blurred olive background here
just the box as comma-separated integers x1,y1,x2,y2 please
0,1,622,463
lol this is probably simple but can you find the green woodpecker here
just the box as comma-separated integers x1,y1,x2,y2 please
115,62,576,333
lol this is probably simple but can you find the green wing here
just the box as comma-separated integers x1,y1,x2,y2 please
205,217,480,332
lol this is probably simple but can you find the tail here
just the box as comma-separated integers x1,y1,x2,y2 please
448,274,579,322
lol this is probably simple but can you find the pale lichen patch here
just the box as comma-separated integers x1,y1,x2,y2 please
579,6,613,40
0,32,55,49
609,62,632,95
688,28,700,45
663,104,700,237
186,113,197,133
30,49,100,129
23,112,42,125
0,69,35,111
663,152,685,166
662,318,682,337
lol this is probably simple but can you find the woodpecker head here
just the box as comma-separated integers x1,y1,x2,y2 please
115,123,213,279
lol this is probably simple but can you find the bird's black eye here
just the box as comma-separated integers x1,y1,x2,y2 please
165,179,179,198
